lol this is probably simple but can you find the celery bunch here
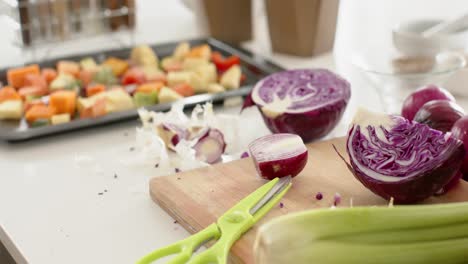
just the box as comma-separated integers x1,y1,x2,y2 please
254,202,468,264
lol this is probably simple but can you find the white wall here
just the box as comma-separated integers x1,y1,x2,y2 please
335,0,468,60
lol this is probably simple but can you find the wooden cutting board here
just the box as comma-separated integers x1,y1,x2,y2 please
149,137,468,264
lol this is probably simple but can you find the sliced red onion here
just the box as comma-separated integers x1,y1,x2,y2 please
413,100,464,133
345,108,465,203
248,133,308,180
251,69,351,142
157,123,189,150
401,85,455,121
189,126,209,141
193,128,226,164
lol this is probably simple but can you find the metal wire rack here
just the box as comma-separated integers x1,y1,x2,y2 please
1,0,136,61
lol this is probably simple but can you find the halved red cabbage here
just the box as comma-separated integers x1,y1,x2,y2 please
345,108,465,203
251,69,351,142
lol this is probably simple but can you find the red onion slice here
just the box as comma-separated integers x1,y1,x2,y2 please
249,133,308,180
157,123,189,150
193,128,226,164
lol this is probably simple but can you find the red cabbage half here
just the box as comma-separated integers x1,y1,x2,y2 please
251,69,351,142
345,108,465,204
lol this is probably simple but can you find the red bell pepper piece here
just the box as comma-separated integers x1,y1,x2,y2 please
211,52,241,72
121,68,146,85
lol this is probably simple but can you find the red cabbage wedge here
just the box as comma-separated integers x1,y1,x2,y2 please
345,108,465,203
251,69,351,142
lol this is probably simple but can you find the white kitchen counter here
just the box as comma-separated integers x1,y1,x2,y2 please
1,0,467,263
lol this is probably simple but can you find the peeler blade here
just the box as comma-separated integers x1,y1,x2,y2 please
249,176,292,215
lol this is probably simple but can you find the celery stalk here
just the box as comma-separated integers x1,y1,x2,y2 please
337,222,468,243
254,202,468,264
259,239,468,264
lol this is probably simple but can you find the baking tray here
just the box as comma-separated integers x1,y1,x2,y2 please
0,38,283,141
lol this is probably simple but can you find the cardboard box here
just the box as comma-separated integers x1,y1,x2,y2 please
203,0,252,45
266,0,340,56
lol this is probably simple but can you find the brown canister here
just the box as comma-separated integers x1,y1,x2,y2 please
265,0,340,56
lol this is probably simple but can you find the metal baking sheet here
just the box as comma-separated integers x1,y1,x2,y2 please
0,38,283,141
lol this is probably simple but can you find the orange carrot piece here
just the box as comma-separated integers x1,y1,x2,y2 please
171,83,195,97
25,104,55,123
49,90,77,117
79,70,94,88
24,74,47,90
24,100,46,113
80,98,106,119
57,61,80,77
41,68,57,85
102,57,129,76
18,86,48,99
0,87,21,103
186,44,211,59
92,98,106,117
7,64,40,89
86,84,106,97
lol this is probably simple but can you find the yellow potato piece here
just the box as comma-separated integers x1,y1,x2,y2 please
51,113,71,125
158,87,183,104
0,100,23,120
130,45,159,67
220,65,241,90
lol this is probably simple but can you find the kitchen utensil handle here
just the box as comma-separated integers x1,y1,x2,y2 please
136,223,220,264
188,214,252,264
423,12,468,37
188,179,291,263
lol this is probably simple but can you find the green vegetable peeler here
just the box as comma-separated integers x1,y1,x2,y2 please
136,176,292,264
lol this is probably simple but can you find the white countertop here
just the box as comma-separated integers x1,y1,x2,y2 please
1,0,468,263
